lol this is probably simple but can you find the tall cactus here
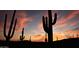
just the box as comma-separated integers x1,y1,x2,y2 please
4,10,17,42
42,10,57,43
20,28,25,41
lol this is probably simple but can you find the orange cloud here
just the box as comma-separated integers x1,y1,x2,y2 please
64,30,79,38
31,34,45,42
65,30,79,34
53,32,66,41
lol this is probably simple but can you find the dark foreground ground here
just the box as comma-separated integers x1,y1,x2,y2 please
0,38,79,48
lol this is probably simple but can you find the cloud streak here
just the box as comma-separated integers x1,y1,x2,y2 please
57,10,79,25
15,11,34,32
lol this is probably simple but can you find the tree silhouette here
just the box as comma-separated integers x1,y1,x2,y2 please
42,10,57,43
20,28,25,41
3,10,17,42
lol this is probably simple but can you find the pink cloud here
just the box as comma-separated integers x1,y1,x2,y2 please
15,11,34,32
70,21,77,26
57,10,79,25
53,10,79,29
16,17,33,32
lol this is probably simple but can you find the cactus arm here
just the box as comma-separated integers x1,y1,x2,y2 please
45,17,49,32
52,13,57,25
45,17,49,28
42,16,49,33
4,14,7,38
8,10,16,36
10,19,17,38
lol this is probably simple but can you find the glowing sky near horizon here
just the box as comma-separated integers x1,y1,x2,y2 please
0,10,79,42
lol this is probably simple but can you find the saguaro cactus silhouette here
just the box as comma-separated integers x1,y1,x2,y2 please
4,10,17,42
20,28,25,41
42,10,57,43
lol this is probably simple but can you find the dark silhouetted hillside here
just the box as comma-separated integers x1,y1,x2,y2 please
0,38,79,48
53,38,79,48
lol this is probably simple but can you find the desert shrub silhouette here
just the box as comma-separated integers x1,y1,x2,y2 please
3,10,17,42
76,34,79,38
56,36,58,41
29,36,31,42
45,33,47,42
42,10,57,43
20,28,25,41
65,34,75,39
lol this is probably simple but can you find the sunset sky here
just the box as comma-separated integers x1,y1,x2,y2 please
0,10,79,42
